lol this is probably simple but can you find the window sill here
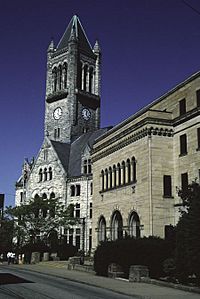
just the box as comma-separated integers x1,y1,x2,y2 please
179,152,187,157
100,181,137,194
163,195,174,199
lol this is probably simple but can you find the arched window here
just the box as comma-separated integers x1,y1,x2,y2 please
105,168,108,190
52,67,57,92
42,193,47,200
49,167,52,180
132,157,136,182
50,192,55,199
58,64,62,90
109,167,112,189
39,169,43,182
63,62,68,89
127,159,131,183
98,216,106,242
122,161,126,185
44,168,47,181
117,163,121,186
89,67,93,93
83,65,88,91
111,211,123,241
113,165,117,187
101,170,104,191
129,212,140,238
70,185,75,196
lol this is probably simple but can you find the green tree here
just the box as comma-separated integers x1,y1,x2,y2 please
0,209,14,253
7,197,76,249
176,182,200,283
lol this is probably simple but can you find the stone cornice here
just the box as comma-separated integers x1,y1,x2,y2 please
92,126,173,162
93,117,173,154
46,90,68,103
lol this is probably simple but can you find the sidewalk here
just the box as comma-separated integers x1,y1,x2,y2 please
6,261,200,299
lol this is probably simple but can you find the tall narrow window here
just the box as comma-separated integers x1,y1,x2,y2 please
105,169,108,190
58,65,62,90
197,128,200,149
113,165,117,187
49,167,52,180
179,98,186,116
132,157,136,182
63,62,68,89
127,159,131,183
89,67,93,93
69,229,73,244
83,65,88,91
90,182,93,195
75,203,80,218
88,159,92,174
196,89,200,107
75,228,80,249
180,134,187,155
181,172,188,191
117,163,121,186
39,169,43,182
76,184,81,196
44,168,47,181
83,160,87,174
163,175,172,197
101,170,104,191
122,161,126,185
89,203,92,218
89,228,92,251
70,185,75,196
109,167,112,189
52,67,57,92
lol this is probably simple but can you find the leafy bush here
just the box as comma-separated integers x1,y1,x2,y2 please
94,237,174,278
53,243,78,260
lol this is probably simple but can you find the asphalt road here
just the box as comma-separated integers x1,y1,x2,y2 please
0,266,137,299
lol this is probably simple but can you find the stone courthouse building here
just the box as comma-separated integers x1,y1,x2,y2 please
15,15,109,253
92,72,200,249
15,14,200,253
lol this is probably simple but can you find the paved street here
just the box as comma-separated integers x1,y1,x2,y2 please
0,265,134,299
1,262,200,299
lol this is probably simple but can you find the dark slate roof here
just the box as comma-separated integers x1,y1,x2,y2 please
57,15,93,55
50,128,110,177
68,128,109,177
50,140,71,172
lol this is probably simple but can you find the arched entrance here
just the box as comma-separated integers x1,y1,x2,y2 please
98,216,106,242
111,211,123,241
129,211,140,238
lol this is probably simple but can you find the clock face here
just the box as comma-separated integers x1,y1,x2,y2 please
82,108,91,121
53,107,62,120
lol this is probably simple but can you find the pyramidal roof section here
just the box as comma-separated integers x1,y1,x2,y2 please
57,15,93,55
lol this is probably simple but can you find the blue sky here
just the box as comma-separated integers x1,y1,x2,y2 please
1,0,200,206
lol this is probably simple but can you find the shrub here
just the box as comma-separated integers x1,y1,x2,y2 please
94,237,174,278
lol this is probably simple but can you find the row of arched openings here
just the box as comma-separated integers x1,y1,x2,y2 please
39,167,52,182
34,193,55,218
80,62,94,93
98,211,140,242
101,157,136,191
52,62,68,92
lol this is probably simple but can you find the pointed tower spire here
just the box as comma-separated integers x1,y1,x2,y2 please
47,39,54,52
93,40,101,54
69,23,77,43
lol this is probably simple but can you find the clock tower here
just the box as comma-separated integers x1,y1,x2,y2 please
44,15,101,143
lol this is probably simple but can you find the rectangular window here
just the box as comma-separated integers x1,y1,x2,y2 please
20,192,23,203
75,236,80,249
180,134,187,155
89,229,92,251
76,184,81,196
197,128,200,149
181,172,188,191
196,89,200,107
89,203,92,218
163,175,172,197
75,204,80,218
179,98,186,116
